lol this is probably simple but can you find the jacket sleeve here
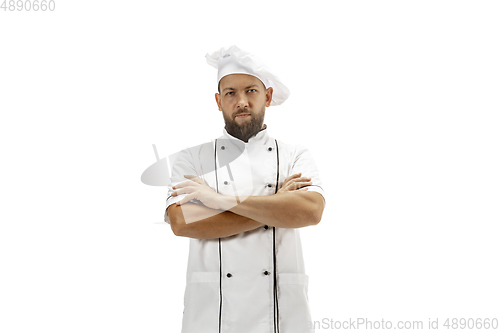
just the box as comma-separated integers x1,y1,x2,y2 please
288,144,326,205
165,148,198,224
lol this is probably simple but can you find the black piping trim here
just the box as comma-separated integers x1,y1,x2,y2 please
215,139,222,333
274,140,280,193
218,238,222,333
273,139,280,333
215,139,219,194
300,184,324,191
273,228,277,333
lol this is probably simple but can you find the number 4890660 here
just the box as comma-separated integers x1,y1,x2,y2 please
1,0,56,11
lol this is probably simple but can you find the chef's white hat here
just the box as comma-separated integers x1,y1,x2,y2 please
205,45,290,106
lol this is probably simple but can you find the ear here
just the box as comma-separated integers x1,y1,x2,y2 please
215,93,222,111
265,87,274,107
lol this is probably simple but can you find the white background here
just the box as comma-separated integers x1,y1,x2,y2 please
1,1,499,332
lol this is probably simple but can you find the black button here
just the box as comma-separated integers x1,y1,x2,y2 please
264,271,270,275
266,183,272,188
264,225,269,230
267,147,273,151
221,146,225,150
224,181,229,185
226,273,232,278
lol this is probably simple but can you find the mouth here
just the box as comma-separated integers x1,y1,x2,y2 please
235,113,251,119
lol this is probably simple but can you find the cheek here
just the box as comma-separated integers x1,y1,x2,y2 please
221,109,232,120
220,102,231,113
221,98,233,108
254,96,267,107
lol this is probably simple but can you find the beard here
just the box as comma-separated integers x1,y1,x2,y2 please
223,106,266,143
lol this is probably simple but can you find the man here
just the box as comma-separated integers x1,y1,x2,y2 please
165,45,325,333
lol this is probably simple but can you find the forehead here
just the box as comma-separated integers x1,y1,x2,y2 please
219,74,265,90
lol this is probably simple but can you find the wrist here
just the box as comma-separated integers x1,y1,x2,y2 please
218,195,239,211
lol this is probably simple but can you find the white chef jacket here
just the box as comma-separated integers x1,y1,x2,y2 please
165,127,325,333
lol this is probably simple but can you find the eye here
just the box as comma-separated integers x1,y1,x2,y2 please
248,89,256,93
226,91,234,96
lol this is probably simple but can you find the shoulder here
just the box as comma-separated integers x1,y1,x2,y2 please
170,140,216,178
275,138,311,159
173,140,216,161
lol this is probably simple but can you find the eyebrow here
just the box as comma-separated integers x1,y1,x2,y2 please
222,84,260,92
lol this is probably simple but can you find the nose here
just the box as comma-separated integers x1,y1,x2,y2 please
236,94,249,109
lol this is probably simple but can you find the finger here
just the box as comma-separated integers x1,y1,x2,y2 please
288,181,313,190
177,193,195,206
282,173,300,184
173,180,197,189
281,173,303,187
284,179,312,189
293,176,312,183
296,181,313,189
172,186,196,196
284,173,302,182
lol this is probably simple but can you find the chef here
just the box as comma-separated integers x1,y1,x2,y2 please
165,45,326,333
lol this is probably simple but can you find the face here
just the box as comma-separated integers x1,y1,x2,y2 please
215,74,273,142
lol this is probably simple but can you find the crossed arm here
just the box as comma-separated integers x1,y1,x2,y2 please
165,173,325,239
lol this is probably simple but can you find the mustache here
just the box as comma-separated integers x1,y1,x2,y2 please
234,108,251,116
